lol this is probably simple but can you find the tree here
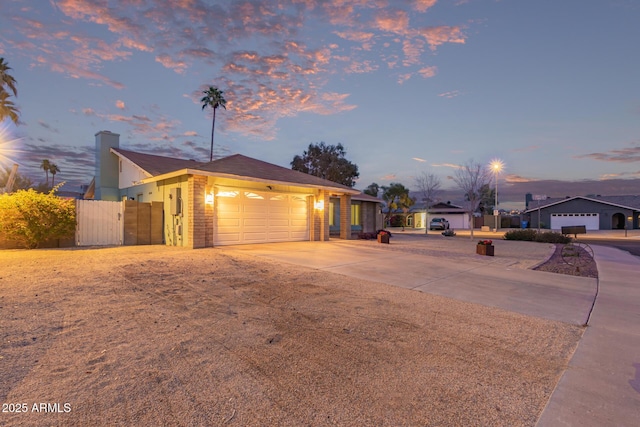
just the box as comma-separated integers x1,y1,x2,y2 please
291,142,359,187
0,57,19,124
0,58,17,96
452,160,492,239
415,171,441,234
49,163,60,187
363,182,380,197
381,182,414,228
0,166,33,191
200,86,227,162
477,184,496,215
41,159,51,187
0,187,76,249
0,90,19,124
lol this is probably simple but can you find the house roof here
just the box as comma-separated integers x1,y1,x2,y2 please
113,148,203,176
352,193,382,203
113,149,359,194
408,201,465,213
524,195,640,213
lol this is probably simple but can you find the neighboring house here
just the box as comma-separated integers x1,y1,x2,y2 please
404,201,469,229
90,130,381,248
523,195,640,230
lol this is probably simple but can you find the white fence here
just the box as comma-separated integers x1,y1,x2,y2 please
76,200,123,246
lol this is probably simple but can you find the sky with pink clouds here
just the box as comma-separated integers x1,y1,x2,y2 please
1,0,639,209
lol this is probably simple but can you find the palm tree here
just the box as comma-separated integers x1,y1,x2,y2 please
0,58,17,97
41,159,51,187
0,90,19,124
49,163,60,187
200,86,226,162
0,57,19,124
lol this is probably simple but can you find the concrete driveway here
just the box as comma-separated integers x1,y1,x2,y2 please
218,234,597,326
218,233,640,425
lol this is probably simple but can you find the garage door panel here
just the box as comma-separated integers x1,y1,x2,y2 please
242,232,268,242
218,218,241,227
243,218,267,227
269,219,291,227
215,233,241,244
214,189,309,245
269,206,290,215
217,204,241,214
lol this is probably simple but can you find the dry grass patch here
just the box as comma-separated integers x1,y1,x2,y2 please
0,246,582,426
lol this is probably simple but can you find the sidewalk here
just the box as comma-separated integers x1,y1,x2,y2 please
391,227,640,241
537,245,640,426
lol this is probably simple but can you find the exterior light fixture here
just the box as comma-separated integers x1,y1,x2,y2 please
314,199,324,210
205,192,214,205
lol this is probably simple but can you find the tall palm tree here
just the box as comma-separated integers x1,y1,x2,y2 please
0,58,18,97
0,57,19,124
41,159,51,187
49,163,60,187
0,90,19,124
200,86,226,162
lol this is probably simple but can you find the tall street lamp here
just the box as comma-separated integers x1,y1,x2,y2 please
490,159,504,232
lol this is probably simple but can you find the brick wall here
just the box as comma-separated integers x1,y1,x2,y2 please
187,175,207,248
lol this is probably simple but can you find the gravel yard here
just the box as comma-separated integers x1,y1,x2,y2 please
1,244,583,426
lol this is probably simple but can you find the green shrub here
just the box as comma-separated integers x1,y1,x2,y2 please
534,231,571,244
0,188,76,249
504,229,571,244
504,229,538,241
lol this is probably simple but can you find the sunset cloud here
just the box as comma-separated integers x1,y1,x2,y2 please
4,0,473,144
599,171,640,179
419,26,466,50
575,145,640,163
433,162,464,169
414,0,438,13
505,174,533,183
438,90,460,98
418,66,437,78
115,100,126,110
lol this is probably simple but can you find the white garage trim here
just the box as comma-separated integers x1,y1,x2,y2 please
550,213,599,231
214,188,310,245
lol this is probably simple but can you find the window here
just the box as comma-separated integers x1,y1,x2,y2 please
244,192,264,199
351,204,361,226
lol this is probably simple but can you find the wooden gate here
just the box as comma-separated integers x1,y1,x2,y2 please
76,200,123,246
123,200,164,245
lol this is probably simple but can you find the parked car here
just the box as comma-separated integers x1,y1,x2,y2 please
429,217,450,230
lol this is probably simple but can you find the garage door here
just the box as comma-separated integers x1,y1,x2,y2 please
214,188,309,245
550,213,600,231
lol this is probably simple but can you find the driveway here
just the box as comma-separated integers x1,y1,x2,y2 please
220,234,640,426
218,234,597,326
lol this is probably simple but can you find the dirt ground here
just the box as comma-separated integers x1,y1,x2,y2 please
0,244,583,426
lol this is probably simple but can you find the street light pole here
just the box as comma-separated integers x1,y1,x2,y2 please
494,170,498,231
490,159,504,233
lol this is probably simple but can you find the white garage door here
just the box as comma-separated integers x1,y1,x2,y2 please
550,213,600,231
440,214,468,230
214,188,309,245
